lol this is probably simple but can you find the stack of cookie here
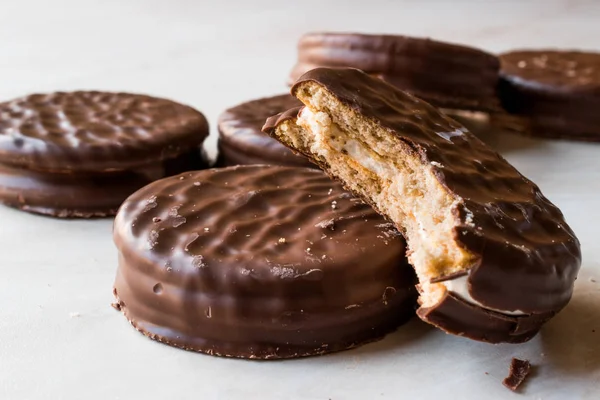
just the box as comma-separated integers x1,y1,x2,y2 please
0,32,587,365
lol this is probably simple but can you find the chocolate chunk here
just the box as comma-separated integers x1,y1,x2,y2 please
289,32,502,112
0,91,209,217
498,50,600,141
113,165,417,359
503,358,531,391
217,94,314,168
264,67,581,343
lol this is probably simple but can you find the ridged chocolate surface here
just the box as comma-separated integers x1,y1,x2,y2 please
288,32,502,112
266,68,581,343
0,91,209,171
0,150,207,218
499,50,600,141
113,165,416,358
217,95,313,167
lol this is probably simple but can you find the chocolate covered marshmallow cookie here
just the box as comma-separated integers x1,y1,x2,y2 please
289,32,503,113
498,49,600,141
0,91,209,217
113,165,417,358
265,68,581,343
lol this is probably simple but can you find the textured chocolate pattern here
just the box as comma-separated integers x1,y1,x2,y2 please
499,50,600,141
266,68,581,343
217,94,313,167
289,32,502,112
113,165,416,358
0,91,209,171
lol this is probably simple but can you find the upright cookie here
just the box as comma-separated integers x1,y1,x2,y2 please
264,68,581,343
113,165,416,359
289,32,502,112
217,94,313,167
0,91,208,217
498,50,600,141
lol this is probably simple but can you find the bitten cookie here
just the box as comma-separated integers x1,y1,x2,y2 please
498,50,600,141
113,165,416,359
0,91,209,217
289,32,502,112
264,68,581,343
217,94,313,167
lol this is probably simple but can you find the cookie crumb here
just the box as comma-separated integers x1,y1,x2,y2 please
278,238,286,244
503,358,531,391
111,302,122,311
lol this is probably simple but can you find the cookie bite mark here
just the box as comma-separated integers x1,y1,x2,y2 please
271,87,472,311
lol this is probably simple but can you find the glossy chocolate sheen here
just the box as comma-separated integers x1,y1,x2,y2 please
499,50,600,141
0,91,209,171
288,32,503,112
0,150,206,218
113,165,417,359
266,68,581,343
217,95,314,167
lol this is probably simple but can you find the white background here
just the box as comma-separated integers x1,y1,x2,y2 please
0,1,599,399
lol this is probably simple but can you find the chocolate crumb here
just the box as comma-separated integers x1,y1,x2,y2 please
111,302,122,311
503,358,531,391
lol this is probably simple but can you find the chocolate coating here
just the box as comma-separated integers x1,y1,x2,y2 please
0,150,206,218
0,91,209,217
289,32,502,112
267,67,581,343
217,95,313,167
503,358,532,391
113,165,416,359
0,91,209,171
499,50,600,141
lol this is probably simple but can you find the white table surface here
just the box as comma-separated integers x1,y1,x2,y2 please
1,1,599,399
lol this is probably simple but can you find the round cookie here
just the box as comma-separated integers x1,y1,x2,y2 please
498,50,600,141
217,94,314,167
0,91,209,217
113,165,416,359
289,32,502,112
